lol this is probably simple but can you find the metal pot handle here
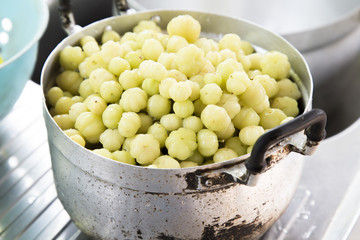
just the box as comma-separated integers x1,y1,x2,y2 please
58,0,81,35
244,108,327,185
58,0,133,35
246,108,326,174
184,109,326,191
113,0,131,15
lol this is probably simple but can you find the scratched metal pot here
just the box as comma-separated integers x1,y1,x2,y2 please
41,5,327,240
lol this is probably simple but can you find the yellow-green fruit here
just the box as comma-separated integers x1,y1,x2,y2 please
167,15,201,43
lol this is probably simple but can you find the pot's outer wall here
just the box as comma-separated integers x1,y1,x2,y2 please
42,10,311,240
46,111,303,239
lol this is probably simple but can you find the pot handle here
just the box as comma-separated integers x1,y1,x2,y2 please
184,109,326,191
58,0,134,35
113,0,131,15
244,108,326,185
58,0,83,35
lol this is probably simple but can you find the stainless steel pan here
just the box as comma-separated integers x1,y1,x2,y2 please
41,2,326,239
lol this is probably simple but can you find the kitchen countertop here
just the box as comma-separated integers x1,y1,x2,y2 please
0,80,359,239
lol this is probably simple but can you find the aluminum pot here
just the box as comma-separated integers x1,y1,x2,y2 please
41,5,326,240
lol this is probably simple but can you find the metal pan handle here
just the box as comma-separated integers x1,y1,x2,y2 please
246,108,327,174
183,109,327,191
242,108,326,186
58,0,133,35
113,0,131,15
58,0,82,35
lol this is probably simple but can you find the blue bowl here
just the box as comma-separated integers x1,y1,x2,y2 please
0,0,48,120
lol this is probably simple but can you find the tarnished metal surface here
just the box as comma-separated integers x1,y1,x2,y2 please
47,135,303,239
41,10,312,240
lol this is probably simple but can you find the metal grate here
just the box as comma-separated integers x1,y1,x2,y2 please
0,81,86,240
